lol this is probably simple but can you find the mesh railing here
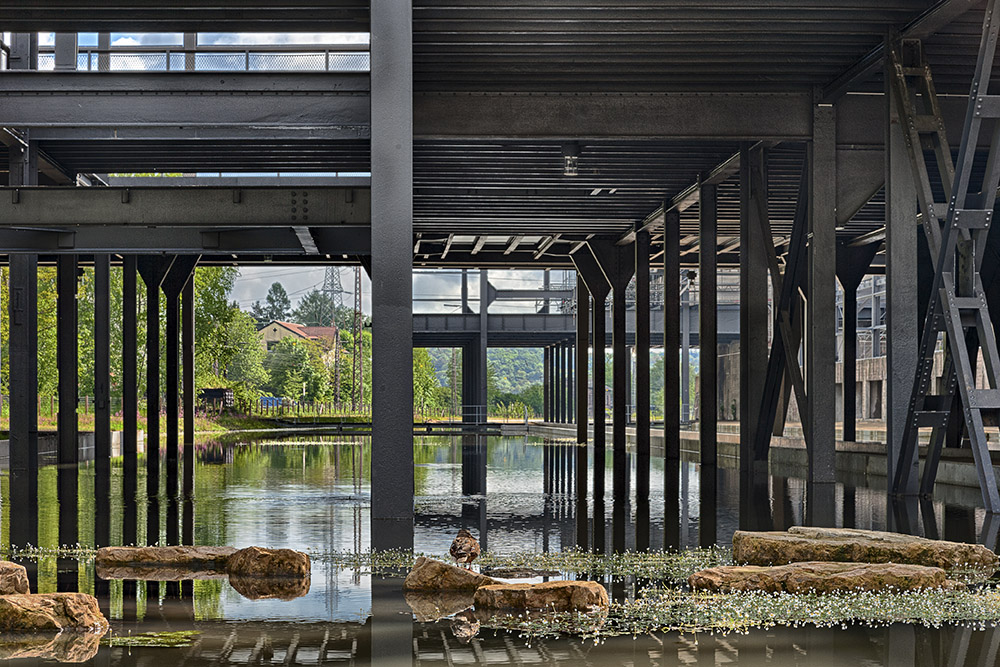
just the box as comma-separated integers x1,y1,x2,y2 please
36,46,369,72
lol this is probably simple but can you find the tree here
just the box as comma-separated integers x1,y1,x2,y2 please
263,337,330,401
413,348,441,411
249,301,268,324
292,289,335,327
261,282,292,322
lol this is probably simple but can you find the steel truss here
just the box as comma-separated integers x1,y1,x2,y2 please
891,1,1000,511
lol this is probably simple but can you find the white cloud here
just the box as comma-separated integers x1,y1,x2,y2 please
199,32,368,46
111,36,141,47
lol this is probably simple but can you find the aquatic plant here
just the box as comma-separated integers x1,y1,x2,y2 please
102,630,200,647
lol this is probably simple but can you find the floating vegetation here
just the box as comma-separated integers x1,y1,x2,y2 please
102,631,200,648
480,588,1000,639
311,547,733,584
1,544,97,560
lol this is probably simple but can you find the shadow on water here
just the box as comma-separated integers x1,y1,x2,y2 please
2,433,1000,665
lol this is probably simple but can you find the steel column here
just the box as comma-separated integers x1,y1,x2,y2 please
53,33,77,71
555,345,563,423
636,230,651,501
740,145,770,477
700,184,719,467
165,287,180,500
122,256,138,544
593,298,607,499
808,102,838,495
57,256,78,465
543,347,551,421
613,269,629,500
371,0,414,549
138,257,174,501
182,278,195,497
9,254,38,548
94,255,112,465
576,276,590,443
885,45,923,499
665,209,681,461
479,269,489,422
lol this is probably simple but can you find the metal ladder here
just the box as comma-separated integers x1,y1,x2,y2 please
891,1,1000,511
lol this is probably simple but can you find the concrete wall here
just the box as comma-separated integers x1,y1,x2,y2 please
0,430,144,469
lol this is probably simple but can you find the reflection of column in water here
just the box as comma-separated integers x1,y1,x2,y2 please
806,482,837,528
58,465,78,550
884,624,916,667
183,497,194,545
680,461,690,548
147,497,161,548
663,459,680,550
592,494,606,554
370,575,415,666
699,464,717,548
95,459,111,547
575,444,589,550
739,472,772,532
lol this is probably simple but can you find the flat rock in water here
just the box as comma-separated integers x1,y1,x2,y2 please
404,590,476,621
95,546,236,572
225,547,311,578
403,557,499,592
688,561,953,593
733,526,999,573
0,594,109,633
473,580,609,613
0,561,30,594
0,632,102,663
228,574,311,600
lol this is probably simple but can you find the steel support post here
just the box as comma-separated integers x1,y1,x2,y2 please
122,256,138,544
94,255,112,547
613,271,629,500
700,184,719,467
94,254,112,466
843,285,859,442
53,32,77,71
371,0,414,549
543,347,551,421
138,257,173,500
57,256,78,465
568,341,575,423
885,48,920,498
182,278,195,497
9,254,38,548
808,102,838,505
555,345,563,423
165,287,180,500
593,298,607,498
664,209,681,461
479,269,489,423
740,146,770,477
122,258,138,483
576,275,589,444
636,230,651,501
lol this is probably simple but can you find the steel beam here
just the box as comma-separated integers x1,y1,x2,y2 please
0,187,371,227
636,229,651,505
576,275,589,444
740,146,770,478
57,255,77,465
371,0,414,550
416,91,813,140
0,72,369,131
700,184,719,468
807,102,837,494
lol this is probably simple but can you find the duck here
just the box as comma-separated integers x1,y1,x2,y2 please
449,528,480,569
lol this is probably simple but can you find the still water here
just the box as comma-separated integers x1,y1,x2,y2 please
0,434,998,665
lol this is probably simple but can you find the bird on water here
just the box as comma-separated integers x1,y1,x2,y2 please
450,528,480,569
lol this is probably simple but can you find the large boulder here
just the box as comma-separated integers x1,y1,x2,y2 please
403,557,499,592
473,580,609,613
733,527,999,573
228,574,311,601
95,546,236,574
688,561,954,593
225,547,311,578
0,632,103,663
0,594,109,632
0,561,29,594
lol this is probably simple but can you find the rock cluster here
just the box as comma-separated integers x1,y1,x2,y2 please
732,527,999,572
95,545,312,600
688,561,954,593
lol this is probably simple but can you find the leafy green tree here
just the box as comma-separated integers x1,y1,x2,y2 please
292,289,335,327
413,348,441,411
263,337,329,401
265,282,292,321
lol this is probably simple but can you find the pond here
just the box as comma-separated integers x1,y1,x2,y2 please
0,434,998,665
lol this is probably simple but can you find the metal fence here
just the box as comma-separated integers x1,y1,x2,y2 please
36,44,370,72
